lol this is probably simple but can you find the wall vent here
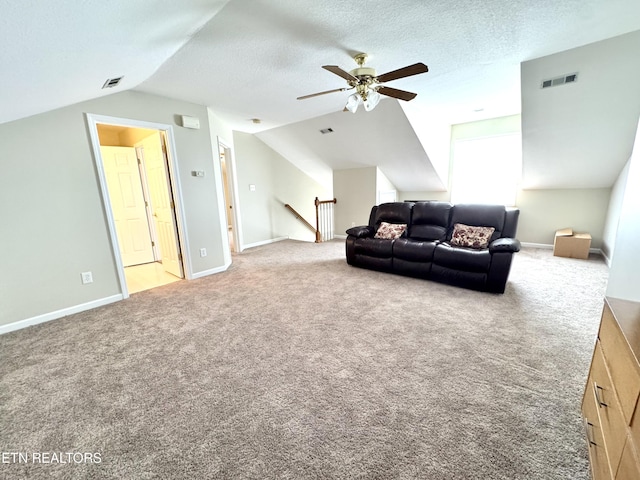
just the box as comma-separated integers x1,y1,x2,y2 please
319,127,334,134
541,73,578,89
102,76,124,89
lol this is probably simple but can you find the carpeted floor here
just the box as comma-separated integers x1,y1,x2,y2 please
0,240,609,479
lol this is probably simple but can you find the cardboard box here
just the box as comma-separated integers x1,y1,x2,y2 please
553,228,592,259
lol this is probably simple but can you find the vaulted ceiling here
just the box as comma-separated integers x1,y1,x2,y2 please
2,1,640,191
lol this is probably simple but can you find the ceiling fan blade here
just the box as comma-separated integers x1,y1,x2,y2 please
378,86,418,101
376,63,428,83
297,87,349,100
322,65,358,82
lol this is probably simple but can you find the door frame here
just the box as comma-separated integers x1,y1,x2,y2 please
216,137,242,255
86,113,192,299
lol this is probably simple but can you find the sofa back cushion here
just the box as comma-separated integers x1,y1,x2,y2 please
373,202,413,230
367,206,379,228
503,208,520,239
449,204,506,242
408,202,452,241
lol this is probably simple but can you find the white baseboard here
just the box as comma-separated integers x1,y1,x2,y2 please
0,294,123,335
333,234,347,240
191,262,231,279
520,242,604,257
242,236,289,250
520,242,553,249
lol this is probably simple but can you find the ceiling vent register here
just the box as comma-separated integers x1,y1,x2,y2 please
541,73,578,89
102,76,124,89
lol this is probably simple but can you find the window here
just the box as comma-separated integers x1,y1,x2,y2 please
451,133,522,206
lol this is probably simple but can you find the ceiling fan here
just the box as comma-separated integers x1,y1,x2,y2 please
297,53,428,113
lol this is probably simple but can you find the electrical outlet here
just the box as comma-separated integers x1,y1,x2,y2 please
351,222,356,227
200,248,207,257
81,272,93,284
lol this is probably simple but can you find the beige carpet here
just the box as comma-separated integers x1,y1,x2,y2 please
0,240,609,479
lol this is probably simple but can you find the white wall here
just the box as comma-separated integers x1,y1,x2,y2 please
376,168,397,204
399,191,451,202
232,132,329,246
606,119,640,301
334,167,377,233
451,115,521,146
515,188,610,248
601,160,631,261
0,90,229,329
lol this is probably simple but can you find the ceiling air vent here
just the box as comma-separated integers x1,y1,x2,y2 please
541,73,578,89
319,127,334,134
102,76,124,89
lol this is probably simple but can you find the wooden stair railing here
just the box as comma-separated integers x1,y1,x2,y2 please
284,197,337,243
315,197,337,243
284,203,316,235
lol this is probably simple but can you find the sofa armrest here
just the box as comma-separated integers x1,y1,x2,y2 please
346,225,374,238
489,237,521,254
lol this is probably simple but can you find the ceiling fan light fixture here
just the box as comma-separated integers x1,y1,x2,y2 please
363,89,381,112
299,53,428,112
345,93,360,113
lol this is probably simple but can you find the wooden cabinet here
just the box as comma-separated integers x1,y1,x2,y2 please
582,298,640,479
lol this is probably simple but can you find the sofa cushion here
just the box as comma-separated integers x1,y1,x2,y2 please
450,223,495,249
449,204,506,242
346,225,374,238
352,254,393,273
373,202,413,229
353,237,394,258
393,258,432,279
374,221,407,240
433,243,492,272
408,202,452,241
430,264,488,290
393,238,437,262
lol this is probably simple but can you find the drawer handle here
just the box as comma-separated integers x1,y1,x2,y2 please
583,418,597,447
594,383,608,408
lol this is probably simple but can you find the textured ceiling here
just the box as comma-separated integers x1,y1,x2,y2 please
2,0,640,191
256,99,446,192
138,0,640,133
0,0,230,124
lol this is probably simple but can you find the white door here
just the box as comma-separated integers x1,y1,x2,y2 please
101,146,155,266
137,133,184,278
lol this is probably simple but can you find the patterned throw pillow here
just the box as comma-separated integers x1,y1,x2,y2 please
374,222,407,240
450,223,495,249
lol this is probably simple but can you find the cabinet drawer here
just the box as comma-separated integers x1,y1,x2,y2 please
615,436,640,480
629,409,640,463
599,305,640,423
583,382,613,480
590,341,627,472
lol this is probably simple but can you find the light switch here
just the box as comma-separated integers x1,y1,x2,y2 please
249,184,256,191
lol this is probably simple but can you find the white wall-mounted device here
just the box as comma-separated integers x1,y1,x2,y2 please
181,115,200,129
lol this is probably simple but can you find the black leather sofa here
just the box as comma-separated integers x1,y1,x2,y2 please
345,201,521,293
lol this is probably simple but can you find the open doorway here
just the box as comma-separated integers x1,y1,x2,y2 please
93,121,185,295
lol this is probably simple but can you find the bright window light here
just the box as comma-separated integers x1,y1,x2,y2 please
451,133,522,206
